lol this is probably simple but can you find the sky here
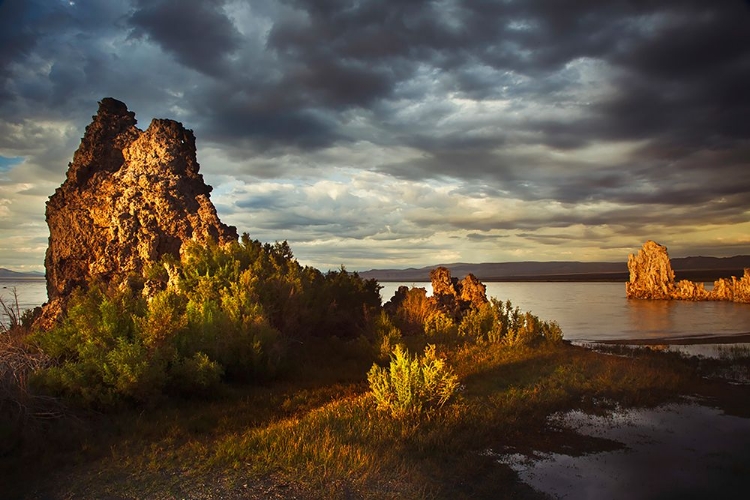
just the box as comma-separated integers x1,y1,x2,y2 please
1,0,749,273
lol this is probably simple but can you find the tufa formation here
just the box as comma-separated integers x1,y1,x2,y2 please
36,98,237,329
626,240,750,303
385,266,488,320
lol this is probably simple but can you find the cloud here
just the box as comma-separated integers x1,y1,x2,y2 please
128,0,242,77
1,0,749,270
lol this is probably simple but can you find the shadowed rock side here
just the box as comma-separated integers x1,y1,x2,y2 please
36,98,237,329
429,266,489,316
626,240,750,303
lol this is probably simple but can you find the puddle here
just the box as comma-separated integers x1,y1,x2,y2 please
492,402,750,499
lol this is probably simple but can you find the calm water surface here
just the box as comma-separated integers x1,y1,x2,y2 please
5,279,750,342
0,278,47,323
380,281,750,342
496,402,750,500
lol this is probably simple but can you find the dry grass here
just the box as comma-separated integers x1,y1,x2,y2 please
2,338,715,499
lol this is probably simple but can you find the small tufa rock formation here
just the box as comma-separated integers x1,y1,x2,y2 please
385,267,488,321
36,98,237,329
626,240,750,303
428,266,489,314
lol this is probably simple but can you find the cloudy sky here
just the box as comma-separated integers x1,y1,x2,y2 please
1,0,749,272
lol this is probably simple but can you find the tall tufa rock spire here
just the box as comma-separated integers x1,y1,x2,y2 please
36,98,238,329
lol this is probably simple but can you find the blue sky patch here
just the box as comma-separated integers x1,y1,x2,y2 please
0,156,24,172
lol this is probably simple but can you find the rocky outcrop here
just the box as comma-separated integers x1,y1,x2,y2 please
625,241,676,300
458,273,489,309
429,266,488,317
383,267,489,324
626,241,750,303
711,269,750,303
36,98,237,329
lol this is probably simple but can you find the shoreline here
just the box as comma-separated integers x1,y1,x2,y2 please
581,332,750,346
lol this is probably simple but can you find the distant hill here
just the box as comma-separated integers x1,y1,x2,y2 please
0,268,45,279
360,255,750,282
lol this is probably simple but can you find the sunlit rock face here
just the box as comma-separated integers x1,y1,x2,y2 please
711,269,750,303
36,98,237,329
625,240,676,300
626,241,750,303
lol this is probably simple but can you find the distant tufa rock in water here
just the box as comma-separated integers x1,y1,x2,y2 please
35,98,237,329
626,240,750,303
625,240,676,300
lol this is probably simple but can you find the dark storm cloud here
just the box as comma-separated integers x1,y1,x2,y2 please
2,0,750,268
0,0,40,100
128,0,241,77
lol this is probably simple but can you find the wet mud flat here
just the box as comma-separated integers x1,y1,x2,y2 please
490,343,750,499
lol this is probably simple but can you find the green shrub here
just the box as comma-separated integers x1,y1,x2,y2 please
170,352,223,395
457,303,497,341
541,320,564,343
423,311,458,342
30,235,383,408
367,344,459,419
371,311,403,361
453,298,564,347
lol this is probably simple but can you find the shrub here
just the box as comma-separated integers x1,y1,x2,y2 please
542,320,564,343
371,311,403,361
30,235,384,408
454,298,564,347
367,344,459,419
457,303,497,341
424,311,457,339
393,287,436,335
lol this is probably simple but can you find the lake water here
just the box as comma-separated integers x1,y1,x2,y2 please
380,282,750,343
0,278,47,325
4,279,750,343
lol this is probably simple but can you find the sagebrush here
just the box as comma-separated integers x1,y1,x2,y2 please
367,344,459,419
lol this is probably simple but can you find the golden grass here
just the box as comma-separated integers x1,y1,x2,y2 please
2,339,714,499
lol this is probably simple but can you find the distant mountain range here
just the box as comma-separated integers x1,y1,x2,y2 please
0,268,45,279
359,255,750,282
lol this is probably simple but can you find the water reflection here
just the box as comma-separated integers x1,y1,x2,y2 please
496,403,750,499
626,299,677,338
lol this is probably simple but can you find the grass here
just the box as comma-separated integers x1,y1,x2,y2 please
3,335,730,499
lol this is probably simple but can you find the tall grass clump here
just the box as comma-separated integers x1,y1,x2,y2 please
1,291,65,455
367,344,459,419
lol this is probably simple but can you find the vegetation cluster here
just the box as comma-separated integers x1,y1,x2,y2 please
23,235,380,408
6,237,732,498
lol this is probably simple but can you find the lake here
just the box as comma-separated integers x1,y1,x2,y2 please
4,279,750,343
380,282,750,343
0,278,47,325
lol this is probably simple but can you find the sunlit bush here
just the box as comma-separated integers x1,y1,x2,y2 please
457,302,497,341
392,287,436,335
367,344,459,419
370,311,403,361
423,311,457,340
452,298,563,347
30,235,383,408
